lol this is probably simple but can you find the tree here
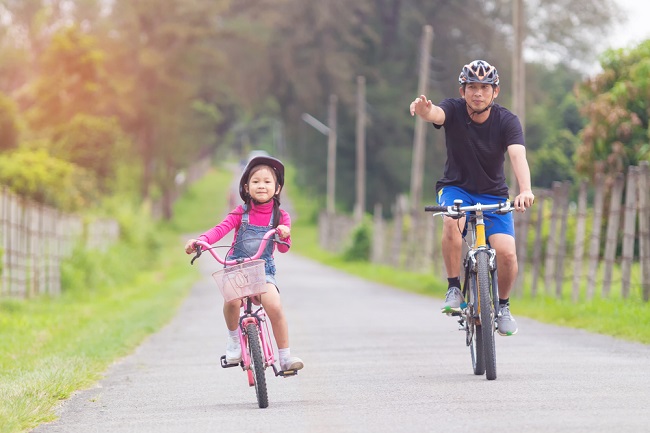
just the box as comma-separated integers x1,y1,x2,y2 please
49,114,127,192
22,25,112,130
575,40,650,183
0,92,20,152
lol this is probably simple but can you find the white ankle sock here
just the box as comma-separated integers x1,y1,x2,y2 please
278,348,290,362
228,329,239,339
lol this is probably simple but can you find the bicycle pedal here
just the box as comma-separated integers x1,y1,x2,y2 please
220,355,240,368
277,369,298,377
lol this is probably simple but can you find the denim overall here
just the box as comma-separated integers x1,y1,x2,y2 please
227,204,277,286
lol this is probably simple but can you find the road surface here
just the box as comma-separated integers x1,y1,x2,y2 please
33,249,650,433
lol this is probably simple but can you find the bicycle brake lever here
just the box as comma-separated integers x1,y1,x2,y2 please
190,245,202,265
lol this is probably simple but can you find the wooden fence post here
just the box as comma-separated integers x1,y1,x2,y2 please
555,181,571,298
424,213,435,274
602,173,624,297
571,180,588,302
430,215,442,278
514,200,531,297
372,203,384,264
621,167,638,298
530,190,546,297
391,195,407,268
544,182,562,295
0,188,6,296
638,162,650,302
587,168,605,300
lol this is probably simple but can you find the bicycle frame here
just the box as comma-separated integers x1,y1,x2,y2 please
425,199,512,380
461,203,500,318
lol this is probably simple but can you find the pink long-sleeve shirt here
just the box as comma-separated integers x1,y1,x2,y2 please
198,201,291,253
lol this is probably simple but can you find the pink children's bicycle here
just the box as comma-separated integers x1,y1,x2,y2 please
190,228,297,409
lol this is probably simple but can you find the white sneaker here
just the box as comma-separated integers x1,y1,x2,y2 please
280,356,304,371
496,304,518,336
225,336,242,364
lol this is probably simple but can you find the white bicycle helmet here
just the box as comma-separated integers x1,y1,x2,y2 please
458,60,500,86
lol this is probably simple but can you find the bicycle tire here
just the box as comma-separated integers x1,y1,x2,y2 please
469,285,486,375
466,264,486,375
476,251,497,380
245,323,269,408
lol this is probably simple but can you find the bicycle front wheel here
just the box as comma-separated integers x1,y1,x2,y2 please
245,323,269,408
467,268,485,376
476,251,497,380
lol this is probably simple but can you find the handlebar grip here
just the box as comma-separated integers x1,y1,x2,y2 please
424,205,448,212
274,234,290,247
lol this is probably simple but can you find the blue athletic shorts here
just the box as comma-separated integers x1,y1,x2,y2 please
437,186,515,238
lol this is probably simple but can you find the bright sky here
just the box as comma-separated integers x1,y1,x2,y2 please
602,0,650,50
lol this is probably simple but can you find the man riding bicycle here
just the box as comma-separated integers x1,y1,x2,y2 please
409,59,534,336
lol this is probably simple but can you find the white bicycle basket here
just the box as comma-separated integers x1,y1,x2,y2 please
212,259,268,302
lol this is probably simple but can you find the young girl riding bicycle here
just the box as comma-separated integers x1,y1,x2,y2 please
184,155,304,372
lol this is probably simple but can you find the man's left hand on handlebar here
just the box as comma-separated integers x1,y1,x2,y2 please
513,190,535,212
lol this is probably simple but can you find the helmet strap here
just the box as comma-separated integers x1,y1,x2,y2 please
465,92,496,123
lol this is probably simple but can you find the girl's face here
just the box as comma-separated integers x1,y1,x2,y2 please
246,166,278,203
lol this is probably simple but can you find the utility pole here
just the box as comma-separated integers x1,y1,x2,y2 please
410,25,433,215
511,0,525,194
355,75,366,222
512,0,526,293
327,94,338,215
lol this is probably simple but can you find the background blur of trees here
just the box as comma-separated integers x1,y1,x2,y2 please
1,0,646,219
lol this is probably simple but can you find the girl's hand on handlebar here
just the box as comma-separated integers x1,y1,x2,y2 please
184,238,199,254
276,225,291,240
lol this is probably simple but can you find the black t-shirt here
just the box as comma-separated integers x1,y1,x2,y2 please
434,98,524,197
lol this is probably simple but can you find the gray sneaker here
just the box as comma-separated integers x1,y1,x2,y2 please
441,286,464,313
496,304,518,336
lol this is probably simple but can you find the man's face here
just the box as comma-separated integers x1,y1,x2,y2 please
460,83,499,112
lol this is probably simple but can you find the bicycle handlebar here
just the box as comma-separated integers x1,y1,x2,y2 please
190,228,288,266
424,200,513,216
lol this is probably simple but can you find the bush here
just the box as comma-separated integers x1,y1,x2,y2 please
0,148,97,211
342,221,372,262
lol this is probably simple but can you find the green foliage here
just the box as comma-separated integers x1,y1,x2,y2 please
25,25,111,130
531,130,579,188
0,92,19,152
50,114,128,192
575,40,650,181
0,149,97,211
342,220,372,262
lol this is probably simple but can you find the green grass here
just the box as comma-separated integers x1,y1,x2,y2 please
0,167,231,433
0,262,194,432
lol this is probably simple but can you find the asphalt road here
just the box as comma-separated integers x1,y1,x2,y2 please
32,249,650,433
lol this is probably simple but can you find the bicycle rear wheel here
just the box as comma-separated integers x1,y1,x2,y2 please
245,323,269,408
476,251,497,380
